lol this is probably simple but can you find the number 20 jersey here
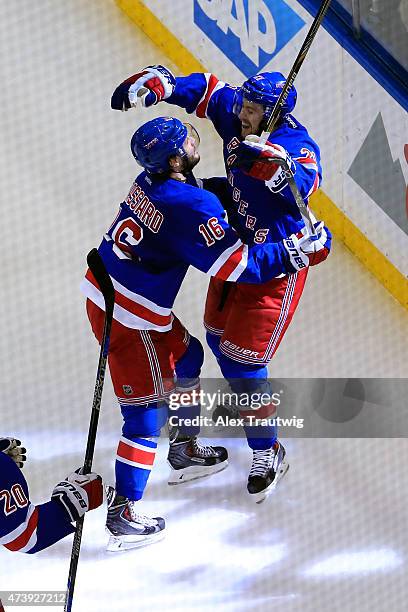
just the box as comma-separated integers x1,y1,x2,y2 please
0,453,74,554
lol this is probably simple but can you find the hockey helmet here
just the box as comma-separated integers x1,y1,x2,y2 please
233,72,297,124
131,116,188,174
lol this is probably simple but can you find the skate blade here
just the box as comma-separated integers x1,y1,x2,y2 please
168,459,228,485
250,460,289,504
106,530,165,552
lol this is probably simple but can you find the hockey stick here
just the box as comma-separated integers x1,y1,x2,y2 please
264,0,332,135
260,0,332,236
262,155,317,236
64,249,115,612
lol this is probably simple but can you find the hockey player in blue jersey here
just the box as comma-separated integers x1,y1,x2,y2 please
0,437,103,554
81,114,330,548
111,66,331,503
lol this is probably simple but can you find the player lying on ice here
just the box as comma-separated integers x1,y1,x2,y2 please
111,66,331,504
0,437,103,554
81,113,330,550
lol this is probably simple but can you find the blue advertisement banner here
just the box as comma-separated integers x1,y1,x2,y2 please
194,0,305,76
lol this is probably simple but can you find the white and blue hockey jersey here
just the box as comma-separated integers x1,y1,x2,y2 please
0,453,75,554
166,73,322,244
81,172,295,331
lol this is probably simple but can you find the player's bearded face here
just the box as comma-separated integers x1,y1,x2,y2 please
181,122,200,171
239,99,265,137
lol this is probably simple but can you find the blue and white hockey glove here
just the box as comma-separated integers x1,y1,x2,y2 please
283,222,332,271
0,437,27,468
51,471,103,522
232,135,295,185
111,65,175,111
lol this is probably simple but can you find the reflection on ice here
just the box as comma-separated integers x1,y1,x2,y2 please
303,549,403,577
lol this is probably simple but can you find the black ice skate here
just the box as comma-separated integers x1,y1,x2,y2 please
167,436,228,485
105,486,165,551
247,441,289,503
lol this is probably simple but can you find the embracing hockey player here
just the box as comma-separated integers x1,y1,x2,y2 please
111,65,331,503
80,114,330,549
0,437,103,554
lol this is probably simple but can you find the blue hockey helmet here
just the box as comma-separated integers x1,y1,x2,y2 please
131,116,188,174
234,72,297,124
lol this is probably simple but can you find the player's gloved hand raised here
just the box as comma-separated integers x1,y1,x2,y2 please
111,65,175,111
51,471,103,522
0,438,27,468
282,222,332,272
231,135,294,183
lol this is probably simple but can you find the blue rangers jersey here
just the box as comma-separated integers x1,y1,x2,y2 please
0,453,74,554
166,73,322,244
81,172,294,331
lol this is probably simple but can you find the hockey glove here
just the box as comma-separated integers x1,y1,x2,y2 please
111,65,175,111
283,222,332,271
0,438,27,468
298,221,332,266
232,135,294,183
51,471,103,522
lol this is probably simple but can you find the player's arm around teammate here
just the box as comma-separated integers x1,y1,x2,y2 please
111,65,325,231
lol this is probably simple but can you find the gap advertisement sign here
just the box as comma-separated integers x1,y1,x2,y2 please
193,0,305,76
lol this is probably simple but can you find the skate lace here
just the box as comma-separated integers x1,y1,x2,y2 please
128,503,157,527
249,448,275,477
192,436,216,458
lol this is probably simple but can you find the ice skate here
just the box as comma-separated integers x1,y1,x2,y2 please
167,436,228,485
247,441,289,504
105,486,165,551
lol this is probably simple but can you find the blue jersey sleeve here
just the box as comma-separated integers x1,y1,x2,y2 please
264,119,322,203
24,501,75,555
167,73,237,139
0,453,75,554
168,187,292,283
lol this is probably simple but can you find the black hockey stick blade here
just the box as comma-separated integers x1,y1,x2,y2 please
87,248,115,316
64,249,115,612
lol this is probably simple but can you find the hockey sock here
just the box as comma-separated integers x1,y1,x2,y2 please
168,402,201,438
218,356,278,450
205,331,223,360
115,436,158,500
171,337,204,438
116,403,167,500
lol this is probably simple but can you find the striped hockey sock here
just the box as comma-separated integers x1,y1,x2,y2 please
115,436,158,501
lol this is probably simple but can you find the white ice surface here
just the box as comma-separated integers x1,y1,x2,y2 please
1,435,408,612
0,1,407,611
